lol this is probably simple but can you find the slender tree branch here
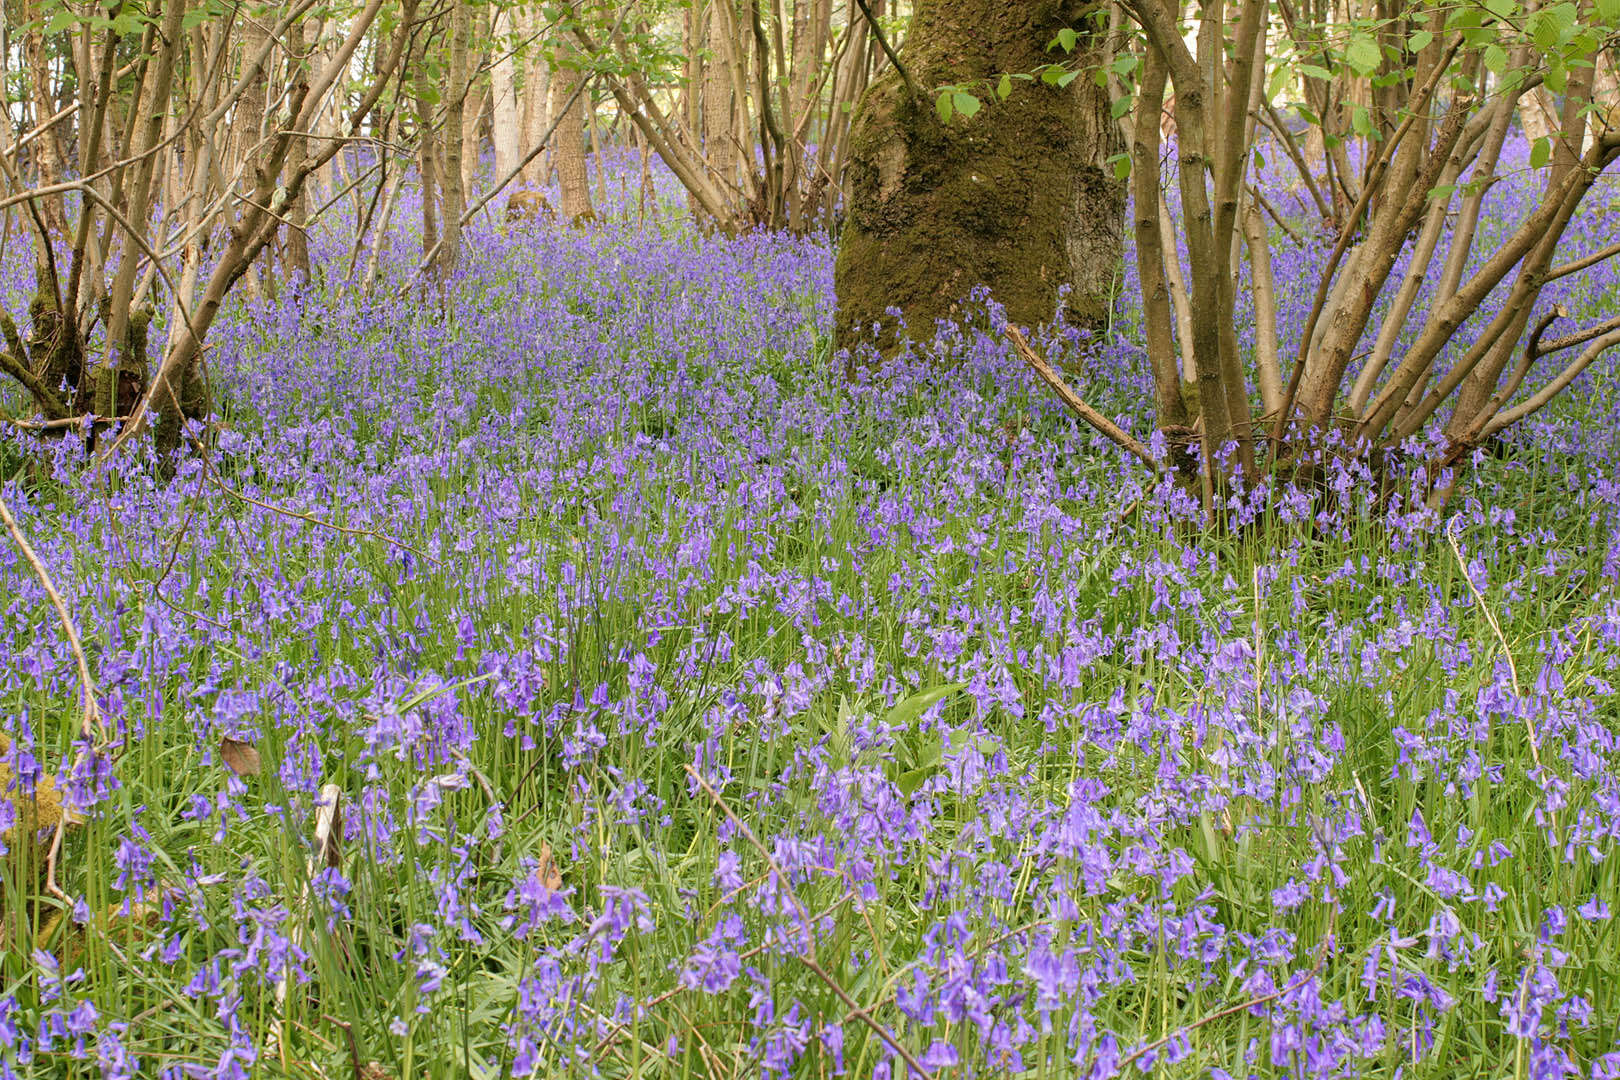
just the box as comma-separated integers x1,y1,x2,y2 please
1545,239,1620,283
0,492,103,744
1006,326,1162,473
684,765,935,1080
852,0,917,97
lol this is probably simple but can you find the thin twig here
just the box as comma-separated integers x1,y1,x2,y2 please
1116,972,1308,1072
1536,313,1620,358
7,413,129,432
852,0,918,97
1446,518,1539,769
207,463,436,564
1545,238,1620,283
683,765,934,1080
0,489,105,902
1005,325,1162,473
0,491,102,743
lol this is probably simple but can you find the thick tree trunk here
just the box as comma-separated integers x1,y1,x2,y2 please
441,0,471,279
551,37,594,223
834,0,1124,356
283,15,322,283
704,1,741,208
414,31,441,273
520,7,552,187
492,10,523,183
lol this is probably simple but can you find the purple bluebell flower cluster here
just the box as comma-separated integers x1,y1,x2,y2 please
2,147,1620,1076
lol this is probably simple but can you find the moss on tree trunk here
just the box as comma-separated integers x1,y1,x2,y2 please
834,0,1124,358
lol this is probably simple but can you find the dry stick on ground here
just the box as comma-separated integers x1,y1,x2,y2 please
1446,518,1539,769
0,492,102,743
0,489,104,901
1004,326,1162,474
266,782,344,1066
682,765,935,1080
197,449,436,564
6,414,128,432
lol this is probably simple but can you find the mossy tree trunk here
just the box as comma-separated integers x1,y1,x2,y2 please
834,0,1124,357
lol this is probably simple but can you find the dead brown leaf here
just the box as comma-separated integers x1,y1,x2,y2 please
219,737,261,777
314,783,343,869
536,842,563,892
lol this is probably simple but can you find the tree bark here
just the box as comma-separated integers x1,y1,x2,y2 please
283,14,322,282
520,6,551,187
492,9,523,183
551,34,594,222
704,0,742,206
414,29,440,274
834,0,1125,356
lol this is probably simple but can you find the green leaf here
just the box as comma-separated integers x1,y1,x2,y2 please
1529,10,1561,50
1300,63,1333,82
1056,27,1078,52
953,91,981,118
1544,60,1567,93
1345,34,1381,76
1111,54,1139,76
1056,69,1079,87
1407,28,1434,51
1351,105,1373,136
1110,95,1131,119
1112,153,1132,180
1599,0,1620,22
1267,65,1290,100
936,91,954,123
882,683,967,731
45,8,79,32
1530,135,1552,168
997,73,1012,100
1483,43,1507,75
896,762,935,797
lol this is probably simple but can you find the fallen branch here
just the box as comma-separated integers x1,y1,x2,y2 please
1005,325,1162,474
0,488,105,902
8,413,129,432
683,765,934,1080
0,491,101,744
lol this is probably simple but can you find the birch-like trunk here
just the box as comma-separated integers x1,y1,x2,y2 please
491,9,523,183
441,0,471,278
551,35,594,222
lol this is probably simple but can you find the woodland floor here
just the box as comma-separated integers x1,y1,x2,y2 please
2,152,1620,1078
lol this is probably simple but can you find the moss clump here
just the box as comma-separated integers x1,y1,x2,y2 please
1,733,72,947
36,898,166,968
834,0,1124,359
0,732,65,842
